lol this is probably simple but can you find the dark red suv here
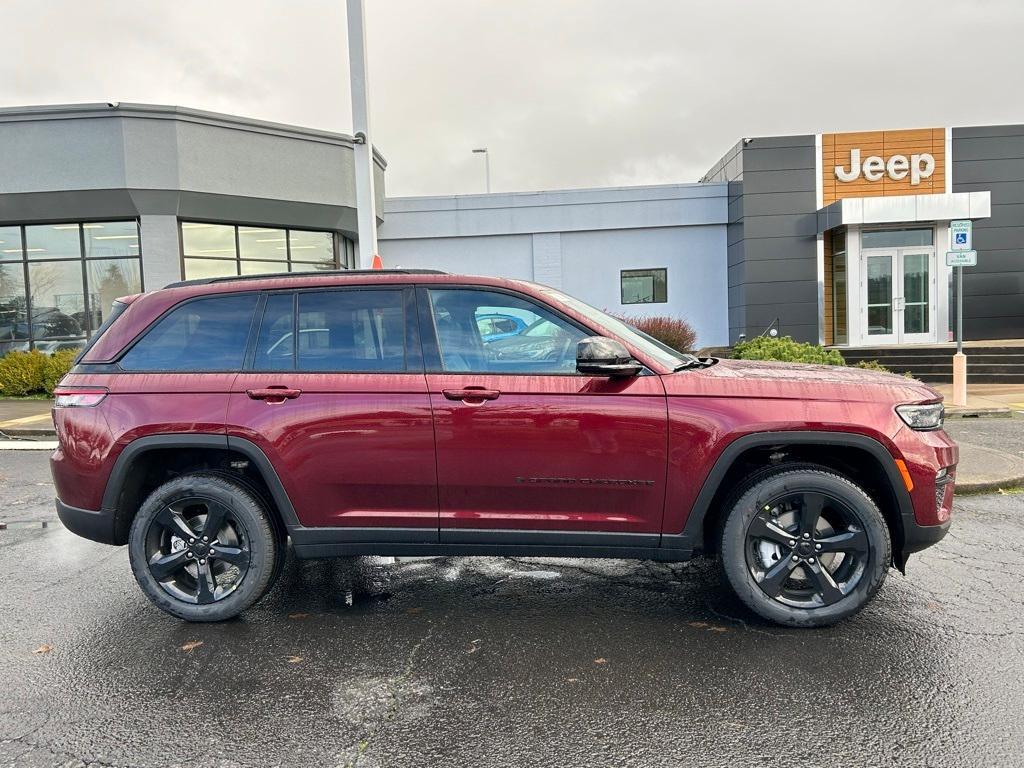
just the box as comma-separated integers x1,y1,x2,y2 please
51,270,956,626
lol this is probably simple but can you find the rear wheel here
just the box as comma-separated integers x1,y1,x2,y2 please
128,473,279,622
718,466,891,627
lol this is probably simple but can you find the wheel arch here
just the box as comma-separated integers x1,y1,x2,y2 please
101,434,300,545
667,431,915,569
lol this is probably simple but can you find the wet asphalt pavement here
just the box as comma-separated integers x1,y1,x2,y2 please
2,455,1024,767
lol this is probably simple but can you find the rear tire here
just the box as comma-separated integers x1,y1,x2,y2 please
128,473,279,622
718,466,891,627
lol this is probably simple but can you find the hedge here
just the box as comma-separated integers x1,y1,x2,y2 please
732,336,845,366
0,349,77,397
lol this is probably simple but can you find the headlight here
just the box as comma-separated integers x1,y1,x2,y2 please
896,403,944,431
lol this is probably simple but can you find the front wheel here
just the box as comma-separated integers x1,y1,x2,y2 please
718,466,891,627
128,473,280,622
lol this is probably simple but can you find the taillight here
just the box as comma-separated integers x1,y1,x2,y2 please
53,388,107,408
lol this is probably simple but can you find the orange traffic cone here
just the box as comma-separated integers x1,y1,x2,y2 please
370,253,384,270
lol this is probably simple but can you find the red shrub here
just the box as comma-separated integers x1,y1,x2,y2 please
613,315,697,353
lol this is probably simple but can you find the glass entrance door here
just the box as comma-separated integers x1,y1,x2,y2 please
861,247,936,345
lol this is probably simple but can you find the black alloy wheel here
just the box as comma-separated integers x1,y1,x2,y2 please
744,490,869,608
145,497,251,605
129,473,280,622
718,466,891,627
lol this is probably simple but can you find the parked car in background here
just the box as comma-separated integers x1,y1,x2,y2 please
475,312,528,342
51,270,956,627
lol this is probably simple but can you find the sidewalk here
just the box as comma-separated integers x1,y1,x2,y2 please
930,383,1024,418
0,395,1021,493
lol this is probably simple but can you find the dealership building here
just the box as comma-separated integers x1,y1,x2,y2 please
0,102,1021,361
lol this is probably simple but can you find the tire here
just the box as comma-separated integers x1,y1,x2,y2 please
202,469,288,596
128,472,280,622
718,465,891,627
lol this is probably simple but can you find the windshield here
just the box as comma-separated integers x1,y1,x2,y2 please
535,286,698,371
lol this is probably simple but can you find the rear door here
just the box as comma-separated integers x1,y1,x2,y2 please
227,286,438,534
420,286,668,538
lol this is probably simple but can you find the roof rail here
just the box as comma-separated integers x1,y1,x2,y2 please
165,268,447,289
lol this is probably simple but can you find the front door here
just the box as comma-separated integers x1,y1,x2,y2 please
862,247,936,344
419,286,669,537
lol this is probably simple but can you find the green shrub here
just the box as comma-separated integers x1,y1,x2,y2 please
853,359,890,372
614,315,697,353
0,348,77,396
42,349,77,393
732,335,845,366
0,350,48,396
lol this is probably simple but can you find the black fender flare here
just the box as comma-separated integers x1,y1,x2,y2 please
662,430,916,558
101,433,301,534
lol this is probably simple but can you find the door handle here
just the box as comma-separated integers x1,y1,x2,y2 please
246,387,302,402
442,387,500,403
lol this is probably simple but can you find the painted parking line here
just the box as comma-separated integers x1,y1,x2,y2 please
0,440,58,451
0,413,53,428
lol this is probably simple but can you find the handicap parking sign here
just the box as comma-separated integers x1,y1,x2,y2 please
951,220,972,251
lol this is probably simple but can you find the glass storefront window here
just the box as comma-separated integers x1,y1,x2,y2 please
180,222,343,277
0,263,28,354
181,223,237,258
0,220,142,351
0,226,23,262
28,261,87,339
24,224,82,260
238,227,288,261
87,258,142,329
833,253,848,345
240,260,282,275
861,228,933,249
288,230,334,266
83,221,140,258
183,258,238,280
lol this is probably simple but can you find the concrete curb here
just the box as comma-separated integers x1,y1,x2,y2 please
946,407,1013,419
957,477,1024,495
0,428,56,438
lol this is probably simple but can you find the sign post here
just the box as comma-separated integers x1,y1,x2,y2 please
948,220,974,406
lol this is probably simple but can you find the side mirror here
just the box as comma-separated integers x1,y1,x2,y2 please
576,336,642,377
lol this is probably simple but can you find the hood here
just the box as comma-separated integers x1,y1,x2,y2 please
664,357,941,404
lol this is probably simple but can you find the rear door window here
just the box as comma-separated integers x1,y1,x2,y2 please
119,293,258,371
271,289,408,372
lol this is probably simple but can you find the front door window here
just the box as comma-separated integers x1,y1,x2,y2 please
866,253,894,338
902,252,930,335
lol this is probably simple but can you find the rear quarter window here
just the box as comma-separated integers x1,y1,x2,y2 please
119,293,258,371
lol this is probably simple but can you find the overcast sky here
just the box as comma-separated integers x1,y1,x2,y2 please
3,0,1022,197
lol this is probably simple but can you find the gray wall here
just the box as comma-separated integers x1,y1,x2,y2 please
0,103,380,283
706,135,819,344
952,125,1024,340
380,184,731,347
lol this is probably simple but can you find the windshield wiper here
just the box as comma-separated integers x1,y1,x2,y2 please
673,357,717,372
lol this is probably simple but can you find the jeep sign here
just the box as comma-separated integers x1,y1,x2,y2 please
835,148,935,185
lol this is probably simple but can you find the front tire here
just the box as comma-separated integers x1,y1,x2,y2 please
718,466,891,627
128,473,280,622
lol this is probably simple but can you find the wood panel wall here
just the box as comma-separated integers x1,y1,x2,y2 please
822,128,945,206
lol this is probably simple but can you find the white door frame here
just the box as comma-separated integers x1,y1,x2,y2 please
846,223,949,347
857,246,938,345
